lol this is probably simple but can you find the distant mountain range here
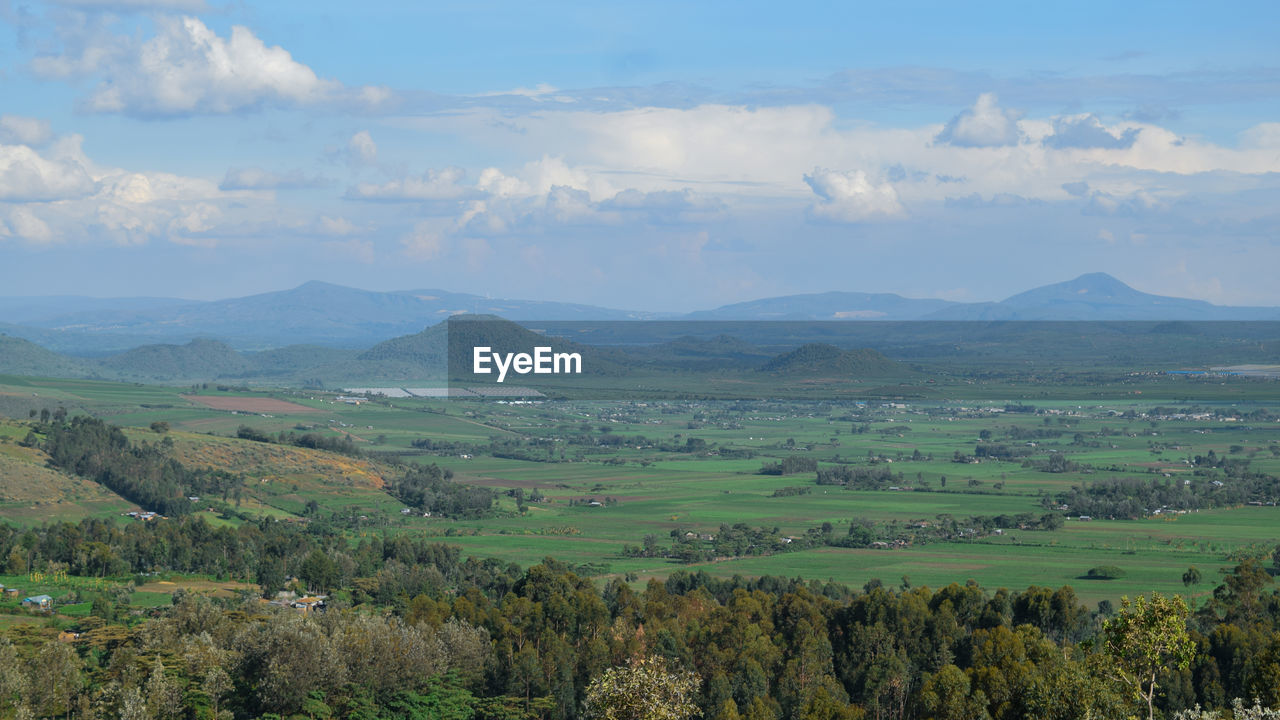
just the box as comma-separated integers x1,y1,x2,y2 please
0,316,911,386
1,273,1278,356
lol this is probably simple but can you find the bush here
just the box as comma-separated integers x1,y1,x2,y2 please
1085,565,1126,580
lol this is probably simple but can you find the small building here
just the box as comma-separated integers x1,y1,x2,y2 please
57,631,80,643
2,588,19,599
22,594,52,610
292,596,327,614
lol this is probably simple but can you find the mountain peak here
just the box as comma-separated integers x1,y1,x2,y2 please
1061,272,1131,294
1000,272,1145,305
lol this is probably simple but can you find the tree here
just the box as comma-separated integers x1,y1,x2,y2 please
1099,593,1195,720
147,659,184,720
203,666,233,720
920,664,991,720
1182,566,1202,587
582,655,700,720
26,642,80,718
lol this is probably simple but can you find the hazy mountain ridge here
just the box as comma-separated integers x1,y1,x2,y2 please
923,273,1280,321
1,274,1277,359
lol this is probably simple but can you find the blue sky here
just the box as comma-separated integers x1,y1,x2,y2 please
2,0,1279,311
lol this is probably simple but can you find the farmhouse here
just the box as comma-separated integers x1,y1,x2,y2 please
22,594,52,610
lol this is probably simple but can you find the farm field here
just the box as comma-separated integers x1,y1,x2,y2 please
1,370,1278,607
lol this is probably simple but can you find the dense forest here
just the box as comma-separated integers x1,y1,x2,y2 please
1,515,1279,719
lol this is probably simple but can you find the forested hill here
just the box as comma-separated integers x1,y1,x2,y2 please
760,343,904,376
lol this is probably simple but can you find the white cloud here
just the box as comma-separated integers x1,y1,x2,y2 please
804,168,904,222
36,15,386,117
88,17,335,115
0,130,290,247
477,167,529,197
0,116,54,146
1239,122,1280,149
935,93,1022,148
168,202,220,234
346,131,378,168
0,136,97,201
392,102,1280,229
9,207,55,243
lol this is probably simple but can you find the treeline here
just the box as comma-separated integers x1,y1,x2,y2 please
407,431,727,463
37,416,240,516
236,424,360,456
625,514,1066,563
0,515,522,600
390,463,496,518
816,464,900,488
1050,473,1280,518
759,456,818,475
3,516,1280,720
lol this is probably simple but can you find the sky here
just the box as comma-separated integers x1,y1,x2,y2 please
1,0,1279,312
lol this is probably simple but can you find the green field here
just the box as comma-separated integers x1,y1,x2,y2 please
1,370,1278,606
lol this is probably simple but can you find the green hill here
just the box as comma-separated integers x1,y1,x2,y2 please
0,334,93,377
97,338,252,381
760,343,903,376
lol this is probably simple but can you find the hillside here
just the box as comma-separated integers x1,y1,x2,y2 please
760,343,904,376
0,421,134,523
167,432,392,490
97,338,253,381
0,334,93,377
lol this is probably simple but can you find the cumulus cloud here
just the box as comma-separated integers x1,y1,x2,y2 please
88,17,335,115
0,116,54,146
219,167,327,190
935,93,1022,147
1044,115,1140,149
0,136,97,202
0,131,288,247
804,168,904,222
35,15,386,117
